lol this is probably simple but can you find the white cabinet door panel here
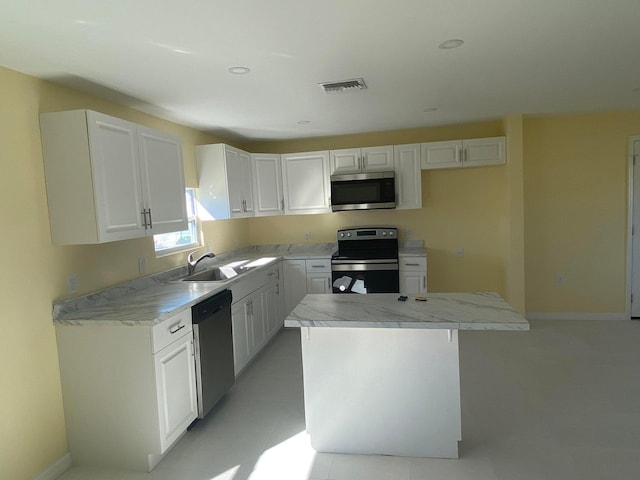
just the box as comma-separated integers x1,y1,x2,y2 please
421,140,462,170
154,335,197,452
394,143,422,210
252,153,283,216
282,151,331,214
463,137,506,167
361,146,394,172
137,126,188,235
87,112,145,241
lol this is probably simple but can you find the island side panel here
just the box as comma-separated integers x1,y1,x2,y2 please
301,327,461,458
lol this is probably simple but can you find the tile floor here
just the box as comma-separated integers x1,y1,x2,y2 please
58,320,640,480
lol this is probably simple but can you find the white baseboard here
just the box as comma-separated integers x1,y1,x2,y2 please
526,312,628,321
34,453,71,480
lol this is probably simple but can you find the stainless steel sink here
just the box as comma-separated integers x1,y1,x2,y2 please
179,257,277,283
180,268,230,282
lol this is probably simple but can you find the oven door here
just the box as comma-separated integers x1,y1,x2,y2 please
331,262,399,294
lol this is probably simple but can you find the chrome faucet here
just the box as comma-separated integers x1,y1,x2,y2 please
187,250,216,275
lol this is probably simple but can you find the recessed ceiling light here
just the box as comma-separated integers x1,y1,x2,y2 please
423,107,439,113
297,120,311,124
228,66,251,75
438,39,464,49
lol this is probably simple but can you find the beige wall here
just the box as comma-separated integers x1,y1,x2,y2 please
523,111,640,314
0,66,247,479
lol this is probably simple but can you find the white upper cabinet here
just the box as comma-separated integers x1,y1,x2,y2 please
330,146,394,174
421,136,506,170
421,140,462,170
137,126,188,235
251,153,284,217
394,144,422,210
464,136,506,167
39,110,187,245
196,144,254,219
281,151,331,215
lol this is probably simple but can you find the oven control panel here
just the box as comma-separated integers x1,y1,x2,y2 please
337,227,397,240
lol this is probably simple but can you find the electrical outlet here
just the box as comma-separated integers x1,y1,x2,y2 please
455,247,464,258
138,256,146,275
555,275,564,287
406,228,413,239
66,273,78,294
304,232,311,242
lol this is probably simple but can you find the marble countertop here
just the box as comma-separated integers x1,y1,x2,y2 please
54,243,338,327
284,292,529,331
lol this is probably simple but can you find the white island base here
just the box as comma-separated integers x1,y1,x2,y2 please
301,327,461,458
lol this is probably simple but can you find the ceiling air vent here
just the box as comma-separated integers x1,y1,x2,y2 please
319,78,367,94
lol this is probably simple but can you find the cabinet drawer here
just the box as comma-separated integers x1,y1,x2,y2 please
305,258,331,272
152,309,193,353
399,257,427,272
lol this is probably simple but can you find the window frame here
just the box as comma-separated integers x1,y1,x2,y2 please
153,188,201,257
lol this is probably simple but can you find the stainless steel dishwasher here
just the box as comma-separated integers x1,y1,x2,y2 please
191,289,234,420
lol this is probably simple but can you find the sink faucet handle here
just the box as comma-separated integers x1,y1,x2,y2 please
187,249,216,275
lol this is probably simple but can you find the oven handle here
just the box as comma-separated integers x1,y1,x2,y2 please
332,259,398,264
332,263,399,272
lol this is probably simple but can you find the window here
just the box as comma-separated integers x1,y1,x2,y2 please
154,188,200,255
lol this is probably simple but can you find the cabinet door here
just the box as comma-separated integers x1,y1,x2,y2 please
239,150,255,216
231,301,251,376
462,137,506,167
394,144,422,210
330,148,361,174
400,273,427,295
420,140,462,170
263,280,278,338
283,260,307,316
249,293,265,355
137,126,188,235
251,153,283,216
154,334,198,452
87,111,146,241
361,146,394,172
306,273,331,293
281,151,331,214
225,146,248,218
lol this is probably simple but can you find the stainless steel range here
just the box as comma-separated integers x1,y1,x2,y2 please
331,226,399,294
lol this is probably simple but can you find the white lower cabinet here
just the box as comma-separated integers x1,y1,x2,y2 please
399,256,428,295
231,263,284,376
154,333,198,453
305,258,332,294
283,258,332,316
55,309,197,472
283,259,308,316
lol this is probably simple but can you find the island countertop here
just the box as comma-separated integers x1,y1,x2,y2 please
284,292,529,331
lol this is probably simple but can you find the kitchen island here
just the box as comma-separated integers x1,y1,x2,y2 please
284,292,529,458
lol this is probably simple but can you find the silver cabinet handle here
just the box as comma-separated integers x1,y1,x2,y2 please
147,208,152,229
310,265,325,268
423,276,426,290
169,323,185,334
404,263,420,267
327,277,331,291
141,209,148,229
281,198,285,211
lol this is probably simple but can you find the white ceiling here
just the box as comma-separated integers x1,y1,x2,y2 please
2,0,640,141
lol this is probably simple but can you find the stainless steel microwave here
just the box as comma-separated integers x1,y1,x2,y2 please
330,171,396,212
